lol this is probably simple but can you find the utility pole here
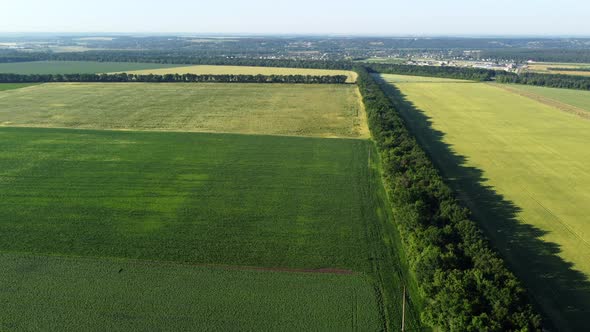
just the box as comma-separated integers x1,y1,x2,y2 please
401,286,406,332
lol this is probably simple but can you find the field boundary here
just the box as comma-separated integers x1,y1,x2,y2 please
0,251,358,276
379,81,476,84
491,83,590,120
0,124,371,141
353,86,371,139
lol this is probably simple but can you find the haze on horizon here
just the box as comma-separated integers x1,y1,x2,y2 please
1,0,589,37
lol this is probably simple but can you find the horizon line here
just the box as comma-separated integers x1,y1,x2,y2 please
1,32,590,39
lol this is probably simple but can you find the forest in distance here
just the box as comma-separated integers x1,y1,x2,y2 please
2,52,589,90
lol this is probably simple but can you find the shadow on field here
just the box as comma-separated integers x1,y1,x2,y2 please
375,77,590,332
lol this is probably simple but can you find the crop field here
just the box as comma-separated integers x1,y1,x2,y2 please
526,62,590,76
378,75,590,331
376,73,471,83
0,127,422,330
0,83,37,91
0,128,373,267
361,58,407,64
0,61,178,74
495,83,590,114
0,83,368,138
120,65,358,83
0,76,421,330
0,252,381,331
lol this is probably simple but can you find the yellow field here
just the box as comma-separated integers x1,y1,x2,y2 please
492,83,590,119
526,62,590,77
118,65,358,83
379,76,590,330
376,73,471,83
0,83,368,139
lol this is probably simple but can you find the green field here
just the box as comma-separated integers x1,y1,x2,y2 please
378,75,590,331
0,76,422,330
0,61,178,74
497,83,590,113
0,83,368,138
376,73,471,83
0,129,370,267
121,65,358,83
0,127,422,330
0,252,381,331
0,83,37,91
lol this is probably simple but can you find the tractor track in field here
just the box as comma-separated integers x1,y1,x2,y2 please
490,83,590,120
523,187,590,251
0,251,357,275
221,265,356,275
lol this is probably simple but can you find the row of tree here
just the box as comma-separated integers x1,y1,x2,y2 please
0,51,354,70
0,73,348,84
365,63,497,81
367,63,590,90
481,48,590,64
3,50,590,91
354,65,542,331
495,72,590,90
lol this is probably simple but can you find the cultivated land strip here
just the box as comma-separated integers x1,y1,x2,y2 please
527,62,590,77
0,252,381,331
116,64,358,83
492,83,590,120
0,127,423,329
0,129,373,268
375,73,472,83
0,83,39,92
0,83,368,139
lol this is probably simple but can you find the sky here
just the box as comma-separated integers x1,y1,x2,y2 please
1,0,589,36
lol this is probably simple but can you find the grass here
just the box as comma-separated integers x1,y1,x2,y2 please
378,77,590,331
0,83,37,91
366,144,425,331
120,65,358,83
496,83,590,113
0,83,368,139
0,127,424,330
0,61,178,74
377,73,471,83
0,252,382,331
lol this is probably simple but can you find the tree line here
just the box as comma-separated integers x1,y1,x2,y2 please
481,48,590,64
354,65,542,331
3,50,589,90
365,63,497,81
0,73,348,84
0,51,354,70
495,72,590,90
367,63,590,90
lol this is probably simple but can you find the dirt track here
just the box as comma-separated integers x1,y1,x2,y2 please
491,83,590,120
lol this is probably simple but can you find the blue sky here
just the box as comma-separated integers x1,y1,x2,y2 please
1,0,589,36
